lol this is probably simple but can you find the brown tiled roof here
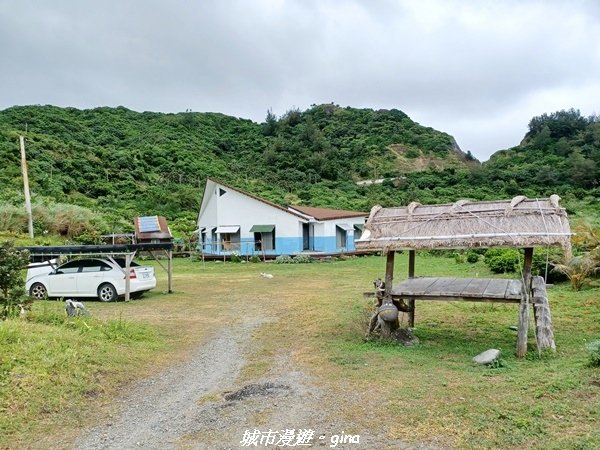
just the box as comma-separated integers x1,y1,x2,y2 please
288,205,368,221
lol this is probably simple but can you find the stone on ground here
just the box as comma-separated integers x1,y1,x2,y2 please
473,349,501,365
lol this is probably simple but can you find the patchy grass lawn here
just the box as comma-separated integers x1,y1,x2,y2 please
1,254,599,449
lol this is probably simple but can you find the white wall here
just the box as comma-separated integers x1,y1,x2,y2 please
198,182,304,238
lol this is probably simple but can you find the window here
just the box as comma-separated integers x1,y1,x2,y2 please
80,260,111,273
216,226,241,252
250,225,276,252
55,261,82,274
336,226,348,249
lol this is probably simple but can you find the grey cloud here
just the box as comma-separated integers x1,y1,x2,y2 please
1,0,599,160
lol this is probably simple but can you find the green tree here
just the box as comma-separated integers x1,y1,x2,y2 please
262,109,278,136
569,150,597,188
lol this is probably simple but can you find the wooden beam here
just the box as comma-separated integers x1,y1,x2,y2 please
517,247,534,357
522,247,534,292
517,301,529,358
167,249,173,293
408,250,416,327
384,250,395,298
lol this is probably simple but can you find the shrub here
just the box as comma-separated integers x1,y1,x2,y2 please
532,249,568,283
553,254,599,290
454,253,466,264
484,248,521,273
230,252,243,263
0,241,31,320
466,250,480,263
274,255,293,264
292,254,313,264
585,340,600,367
249,255,261,263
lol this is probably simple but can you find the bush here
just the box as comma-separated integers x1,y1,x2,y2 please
249,255,261,263
585,340,600,367
0,241,31,320
484,249,521,274
292,254,313,264
532,249,568,283
274,255,293,264
230,252,243,263
466,250,480,263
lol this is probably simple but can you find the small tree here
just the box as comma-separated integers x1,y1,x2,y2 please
0,241,30,320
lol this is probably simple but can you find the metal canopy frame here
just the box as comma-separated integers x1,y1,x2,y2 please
19,243,174,301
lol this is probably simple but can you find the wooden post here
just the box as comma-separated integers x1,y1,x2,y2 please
522,247,534,293
384,250,395,299
408,250,416,327
532,276,556,352
167,249,173,293
517,247,534,357
380,250,399,338
19,136,34,238
124,252,132,302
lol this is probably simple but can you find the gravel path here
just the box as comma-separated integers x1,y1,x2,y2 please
74,318,264,450
74,315,435,450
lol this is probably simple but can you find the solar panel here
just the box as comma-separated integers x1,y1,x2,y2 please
138,216,161,233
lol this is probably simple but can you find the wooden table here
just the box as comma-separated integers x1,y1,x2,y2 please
390,277,523,303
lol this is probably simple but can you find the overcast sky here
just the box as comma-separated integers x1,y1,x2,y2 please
1,0,599,161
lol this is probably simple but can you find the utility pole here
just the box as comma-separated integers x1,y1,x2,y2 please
19,136,34,238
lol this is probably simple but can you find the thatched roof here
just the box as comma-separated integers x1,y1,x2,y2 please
356,195,572,252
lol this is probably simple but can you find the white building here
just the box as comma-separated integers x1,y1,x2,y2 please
197,178,367,256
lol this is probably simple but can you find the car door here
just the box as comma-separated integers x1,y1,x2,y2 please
46,261,82,296
75,260,108,296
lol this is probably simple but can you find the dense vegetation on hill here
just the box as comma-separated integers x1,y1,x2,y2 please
0,104,598,241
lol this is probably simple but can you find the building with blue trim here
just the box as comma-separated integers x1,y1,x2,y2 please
197,178,367,256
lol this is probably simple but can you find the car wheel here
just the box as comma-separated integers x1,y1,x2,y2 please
97,283,118,302
29,282,48,299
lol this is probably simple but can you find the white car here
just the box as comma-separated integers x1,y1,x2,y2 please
26,258,156,302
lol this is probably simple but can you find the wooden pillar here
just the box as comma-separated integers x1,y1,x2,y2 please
124,252,133,302
167,249,173,293
522,247,534,291
384,250,395,299
380,250,398,339
517,247,534,357
408,250,416,327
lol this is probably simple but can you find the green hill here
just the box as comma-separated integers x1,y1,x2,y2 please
0,104,598,241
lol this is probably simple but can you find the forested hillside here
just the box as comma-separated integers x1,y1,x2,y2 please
0,104,598,241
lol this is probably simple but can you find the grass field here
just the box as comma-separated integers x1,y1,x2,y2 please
1,254,599,449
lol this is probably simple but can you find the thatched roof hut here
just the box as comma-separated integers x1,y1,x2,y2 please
356,195,572,254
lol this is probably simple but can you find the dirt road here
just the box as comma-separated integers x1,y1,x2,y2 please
73,310,429,450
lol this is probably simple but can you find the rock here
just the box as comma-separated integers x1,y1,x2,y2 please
509,325,518,331
392,328,419,346
473,349,501,365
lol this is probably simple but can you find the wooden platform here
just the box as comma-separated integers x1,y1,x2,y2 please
390,277,523,303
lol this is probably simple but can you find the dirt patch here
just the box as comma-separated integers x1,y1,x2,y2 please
223,382,290,402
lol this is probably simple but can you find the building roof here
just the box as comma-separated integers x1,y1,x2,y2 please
203,178,308,220
202,178,367,222
287,205,368,221
356,195,572,253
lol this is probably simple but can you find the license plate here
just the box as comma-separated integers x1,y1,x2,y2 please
142,273,150,279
